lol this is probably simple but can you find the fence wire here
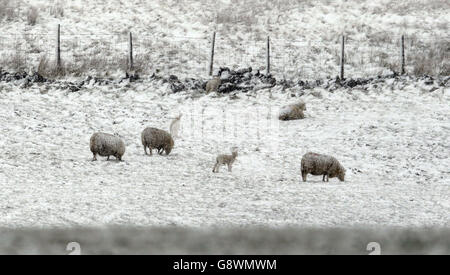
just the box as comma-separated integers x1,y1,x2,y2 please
0,32,448,79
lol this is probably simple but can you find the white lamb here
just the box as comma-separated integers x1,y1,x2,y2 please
212,147,238,173
169,114,182,139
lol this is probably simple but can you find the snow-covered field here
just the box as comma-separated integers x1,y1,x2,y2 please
0,79,449,228
0,0,449,232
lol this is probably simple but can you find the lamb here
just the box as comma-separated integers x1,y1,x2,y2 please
212,147,238,173
90,132,126,161
169,114,182,139
278,101,306,120
301,152,345,182
141,127,174,156
205,76,221,94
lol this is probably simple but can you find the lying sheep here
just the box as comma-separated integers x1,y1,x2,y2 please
301,152,345,182
205,76,221,94
141,127,174,156
90,132,125,161
213,147,238,173
278,101,306,120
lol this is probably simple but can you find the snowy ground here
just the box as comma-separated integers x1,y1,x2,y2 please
0,80,449,228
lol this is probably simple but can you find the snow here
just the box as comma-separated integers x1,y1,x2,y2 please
0,0,448,230
0,80,448,228
1,0,448,79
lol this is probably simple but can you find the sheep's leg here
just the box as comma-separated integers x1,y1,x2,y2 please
213,162,219,173
301,171,307,182
228,164,232,172
92,153,97,161
149,147,153,156
143,145,147,155
107,156,110,161
322,174,326,182
158,148,164,155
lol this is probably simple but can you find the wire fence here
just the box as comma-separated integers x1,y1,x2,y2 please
0,30,448,79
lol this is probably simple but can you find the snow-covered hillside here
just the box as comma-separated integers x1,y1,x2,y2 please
0,0,448,78
0,78,448,227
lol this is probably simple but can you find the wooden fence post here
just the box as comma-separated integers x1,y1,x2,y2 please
209,31,216,76
56,24,61,70
401,35,405,75
340,34,345,80
129,32,133,71
266,36,270,75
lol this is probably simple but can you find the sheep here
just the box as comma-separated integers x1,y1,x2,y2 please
278,101,306,120
169,114,182,139
205,76,221,94
90,132,126,161
141,127,174,156
212,147,238,173
301,152,345,182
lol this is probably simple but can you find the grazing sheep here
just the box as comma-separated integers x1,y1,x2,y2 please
141,127,174,156
278,101,306,120
205,76,221,94
213,147,238,173
169,114,182,139
301,152,345,182
90,132,125,161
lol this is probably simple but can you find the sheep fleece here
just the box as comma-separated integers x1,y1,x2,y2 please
141,127,174,155
278,101,306,120
205,77,221,93
90,132,125,160
301,152,345,181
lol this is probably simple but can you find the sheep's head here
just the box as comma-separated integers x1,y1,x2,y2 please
338,168,346,181
115,153,123,161
227,147,237,158
165,138,174,155
297,101,306,111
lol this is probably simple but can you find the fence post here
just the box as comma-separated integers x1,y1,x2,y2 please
340,34,345,80
128,32,133,71
209,31,216,76
56,24,61,70
401,35,405,75
266,36,270,75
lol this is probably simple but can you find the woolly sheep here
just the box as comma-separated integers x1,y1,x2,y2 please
278,101,306,120
301,152,345,182
205,76,221,94
90,132,126,161
213,147,238,173
141,127,174,156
